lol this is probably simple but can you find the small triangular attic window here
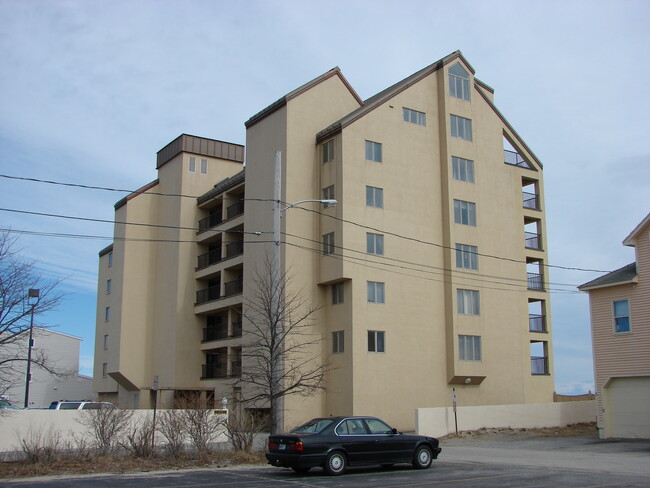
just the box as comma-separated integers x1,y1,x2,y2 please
449,62,469,78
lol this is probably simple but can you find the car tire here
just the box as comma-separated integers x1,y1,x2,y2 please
291,467,311,474
412,445,433,469
323,451,347,475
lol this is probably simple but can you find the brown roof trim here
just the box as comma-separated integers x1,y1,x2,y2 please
623,212,650,247
156,134,244,169
114,179,159,210
197,169,246,205
316,50,467,143
245,67,363,129
474,85,544,170
474,77,494,94
98,243,113,257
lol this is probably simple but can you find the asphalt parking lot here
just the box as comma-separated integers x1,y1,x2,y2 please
4,434,650,487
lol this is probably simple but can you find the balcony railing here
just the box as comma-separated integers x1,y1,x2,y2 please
504,149,531,168
225,240,244,258
226,201,245,220
224,277,243,297
203,325,228,342
531,356,549,375
523,192,540,210
197,248,222,269
202,362,227,379
230,361,242,377
525,232,542,250
529,314,546,332
198,212,223,233
196,285,221,305
232,320,243,337
527,273,544,291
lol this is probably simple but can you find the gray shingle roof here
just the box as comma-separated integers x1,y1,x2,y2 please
578,262,637,291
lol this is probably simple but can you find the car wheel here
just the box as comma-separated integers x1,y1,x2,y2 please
291,466,311,474
323,451,347,475
412,445,433,469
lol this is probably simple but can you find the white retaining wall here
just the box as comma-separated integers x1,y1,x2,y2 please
0,409,228,456
416,401,596,437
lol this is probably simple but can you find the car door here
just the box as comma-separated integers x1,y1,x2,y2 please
363,418,413,463
334,419,373,465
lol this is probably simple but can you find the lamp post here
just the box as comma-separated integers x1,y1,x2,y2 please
24,288,40,408
269,151,337,433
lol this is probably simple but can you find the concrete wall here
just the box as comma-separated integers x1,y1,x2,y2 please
0,409,228,457
416,401,596,437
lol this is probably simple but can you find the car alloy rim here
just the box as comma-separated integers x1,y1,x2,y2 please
330,455,343,470
419,449,430,464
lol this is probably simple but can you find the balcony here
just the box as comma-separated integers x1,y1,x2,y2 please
525,232,542,250
529,314,546,332
198,213,223,234
225,240,244,259
230,360,242,378
226,201,244,220
232,319,243,337
531,356,549,375
202,362,227,379
527,273,544,291
203,324,228,342
197,248,222,269
224,277,243,297
196,285,221,305
523,191,540,210
504,149,531,169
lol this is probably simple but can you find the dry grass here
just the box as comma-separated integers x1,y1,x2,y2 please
0,450,267,479
440,422,598,440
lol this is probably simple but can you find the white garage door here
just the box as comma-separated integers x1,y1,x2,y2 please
605,376,650,438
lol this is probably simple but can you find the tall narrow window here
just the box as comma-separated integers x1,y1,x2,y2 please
322,185,335,202
402,107,426,126
102,363,108,377
459,335,481,361
449,62,471,101
457,289,480,315
332,331,344,353
106,279,112,294
322,140,334,163
613,300,630,333
454,200,477,226
367,281,385,303
366,233,384,255
323,232,335,255
368,330,385,352
103,335,109,350
366,186,383,208
365,140,382,162
108,251,113,266
200,158,208,174
332,282,344,305
105,306,110,322
189,156,196,172
450,115,473,141
456,244,478,270
452,156,475,183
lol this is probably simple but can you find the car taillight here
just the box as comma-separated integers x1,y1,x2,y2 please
290,441,304,451
268,441,279,450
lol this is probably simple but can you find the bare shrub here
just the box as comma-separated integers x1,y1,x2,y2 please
157,409,187,458
177,394,224,454
123,417,155,458
77,406,133,455
17,425,63,464
225,409,268,452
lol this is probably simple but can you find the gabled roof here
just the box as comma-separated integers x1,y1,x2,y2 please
316,50,472,143
245,67,363,129
578,262,638,291
623,212,650,247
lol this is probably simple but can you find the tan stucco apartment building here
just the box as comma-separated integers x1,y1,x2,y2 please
94,51,554,431
579,213,650,438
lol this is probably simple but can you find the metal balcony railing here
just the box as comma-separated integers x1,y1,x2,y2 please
203,325,228,342
525,232,542,250
230,361,242,377
197,248,222,269
531,356,549,375
226,201,244,220
504,149,530,168
529,314,546,332
225,240,244,258
232,320,243,337
198,212,223,233
527,273,544,291
196,285,221,305
224,277,243,297
202,362,227,379
523,192,540,210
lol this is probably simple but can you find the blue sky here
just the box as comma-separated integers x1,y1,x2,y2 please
1,0,649,393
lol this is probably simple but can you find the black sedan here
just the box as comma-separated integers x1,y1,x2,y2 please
266,416,441,475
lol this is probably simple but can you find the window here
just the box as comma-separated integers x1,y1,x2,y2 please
459,335,481,361
105,306,110,322
108,251,113,266
322,140,334,163
102,363,108,377
365,140,382,162
322,185,335,202
368,330,385,352
457,289,480,315
613,300,630,333
332,282,344,305
106,279,112,294
454,199,477,226
403,107,426,126
452,156,475,183
200,158,208,174
456,244,478,270
336,418,367,435
366,418,392,434
367,281,385,303
332,330,344,353
103,335,109,350
366,186,383,208
449,62,470,101
323,232,335,255
366,233,384,255
189,156,196,172
450,115,473,141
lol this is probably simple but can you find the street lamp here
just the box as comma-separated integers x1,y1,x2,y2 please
24,288,40,408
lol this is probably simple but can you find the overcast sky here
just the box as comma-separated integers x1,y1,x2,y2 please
1,0,648,394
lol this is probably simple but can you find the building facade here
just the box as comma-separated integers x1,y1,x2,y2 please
94,51,554,430
579,213,650,439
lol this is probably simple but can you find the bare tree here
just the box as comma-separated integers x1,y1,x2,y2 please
77,406,134,455
237,258,329,434
0,231,65,399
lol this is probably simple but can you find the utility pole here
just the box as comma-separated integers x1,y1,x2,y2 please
24,288,40,408
271,150,284,433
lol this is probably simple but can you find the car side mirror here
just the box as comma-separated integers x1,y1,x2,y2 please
391,428,400,435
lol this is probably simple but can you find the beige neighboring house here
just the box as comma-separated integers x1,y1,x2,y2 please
579,212,650,439
94,51,555,431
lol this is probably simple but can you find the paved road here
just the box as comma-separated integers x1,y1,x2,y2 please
4,435,650,487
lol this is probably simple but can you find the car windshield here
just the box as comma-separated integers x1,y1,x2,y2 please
291,418,334,434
